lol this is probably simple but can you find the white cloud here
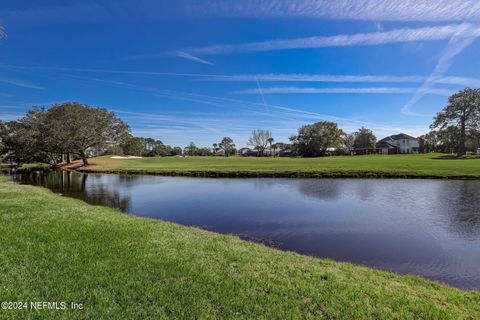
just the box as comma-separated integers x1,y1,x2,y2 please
174,51,213,65
4,0,480,26
234,86,452,96
203,73,480,86
172,23,480,57
436,76,480,87
193,0,480,22
401,24,480,116
204,74,425,83
0,77,44,90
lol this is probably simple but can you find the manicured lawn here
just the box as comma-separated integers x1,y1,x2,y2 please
0,178,479,319
78,153,480,178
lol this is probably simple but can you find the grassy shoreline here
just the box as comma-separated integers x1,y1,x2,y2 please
75,154,480,180
0,178,479,319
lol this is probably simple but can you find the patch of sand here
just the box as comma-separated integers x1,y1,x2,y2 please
110,156,143,159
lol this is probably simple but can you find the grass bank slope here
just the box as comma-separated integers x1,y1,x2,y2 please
0,178,479,319
78,154,480,179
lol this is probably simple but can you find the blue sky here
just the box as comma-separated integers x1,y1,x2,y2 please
1,1,480,147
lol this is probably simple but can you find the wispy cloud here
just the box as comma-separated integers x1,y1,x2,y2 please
171,24,480,58
0,23,5,38
124,51,214,64
204,74,426,83
255,78,268,109
174,51,213,65
436,76,480,87
234,86,453,96
0,77,44,90
203,73,480,86
3,1,480,27
191,0,480,22
6,64,480,87
401,24,480,116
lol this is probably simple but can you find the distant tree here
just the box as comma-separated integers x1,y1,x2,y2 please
290,122,345,157
344,133,355,155
122,137,146,156
467,129,480,153
431,88,480,156
267,137,275,156
419,131,439,153
247,129,272,156
353,127,377,150
197,147,212,156
184,142,197,156
0,109,52,164
271,143,278,157
436,126,461,154
219,137,235,157
212,143,219,155
171,146,183,156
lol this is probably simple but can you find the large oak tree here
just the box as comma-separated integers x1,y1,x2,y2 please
46,102,130,165
1,102,130,166
290,121,345,157
431,88,480,156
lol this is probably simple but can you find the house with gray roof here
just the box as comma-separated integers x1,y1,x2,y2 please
376,134,420,154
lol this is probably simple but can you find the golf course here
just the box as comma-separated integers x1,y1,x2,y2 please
75,154,480,179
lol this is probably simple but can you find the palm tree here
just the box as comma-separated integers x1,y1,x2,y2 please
212,143,218,155
267,137,274,157
272,143,278,157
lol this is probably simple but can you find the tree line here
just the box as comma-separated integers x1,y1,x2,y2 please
1,88,479,166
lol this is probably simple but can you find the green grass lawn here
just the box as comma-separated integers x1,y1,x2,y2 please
0,178,479,319
78,153,480,178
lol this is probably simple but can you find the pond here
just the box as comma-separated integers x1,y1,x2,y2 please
11,171,480,290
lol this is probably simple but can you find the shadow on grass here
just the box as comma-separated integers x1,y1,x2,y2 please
431,154,480,160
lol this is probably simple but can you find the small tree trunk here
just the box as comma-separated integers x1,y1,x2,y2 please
80,151,89,166
458,119,467,156
67,153,72,164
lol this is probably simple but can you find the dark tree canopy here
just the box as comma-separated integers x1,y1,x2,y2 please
121,137,169,157
431,88,480,156
353,127,377,150
183,142,198,156
419,131,440,153
1,102,130,165
290,121,345,157
46,103,131,165
219,137,235,157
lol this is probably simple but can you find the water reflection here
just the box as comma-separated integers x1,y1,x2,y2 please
14,171,131,212
436,182,480,240
10,171,480,290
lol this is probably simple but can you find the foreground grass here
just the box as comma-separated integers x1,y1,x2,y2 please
78,153,480,179
0,179,479,319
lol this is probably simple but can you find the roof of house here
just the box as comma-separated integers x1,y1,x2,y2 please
379,133,417,143
375,141,397,149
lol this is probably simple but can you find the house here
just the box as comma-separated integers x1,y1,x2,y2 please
376,134,420,154
237,147,255,156
237,145,293,157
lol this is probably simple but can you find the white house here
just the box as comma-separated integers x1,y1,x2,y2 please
376,134,420,154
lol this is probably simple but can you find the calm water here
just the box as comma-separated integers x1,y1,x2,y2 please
11,171,480,290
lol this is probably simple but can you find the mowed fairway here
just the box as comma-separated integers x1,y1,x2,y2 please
79,154,480,178
1,178,479,319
